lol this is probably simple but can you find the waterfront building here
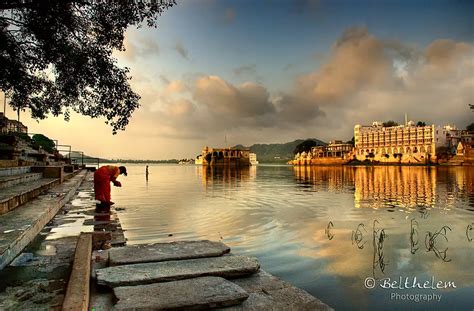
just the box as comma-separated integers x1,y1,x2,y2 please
353,121,463,164
0,113,28,134
292,140,354,165
200,146,250,166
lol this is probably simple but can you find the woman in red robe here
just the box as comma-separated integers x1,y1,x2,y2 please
94,165,127,205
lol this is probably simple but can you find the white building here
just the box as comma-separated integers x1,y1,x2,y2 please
354,121,455,164
249,153,258,165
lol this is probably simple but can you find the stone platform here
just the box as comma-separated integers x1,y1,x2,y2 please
92,241,333,310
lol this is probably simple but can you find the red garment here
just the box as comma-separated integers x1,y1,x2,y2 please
94,166,120,202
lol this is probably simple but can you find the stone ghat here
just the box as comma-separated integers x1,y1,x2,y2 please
90,240,333,310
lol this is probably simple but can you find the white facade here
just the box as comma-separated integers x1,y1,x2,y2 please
353,121,455,163
249,153,259,165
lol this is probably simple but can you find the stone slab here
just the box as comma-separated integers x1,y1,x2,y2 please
0,166,30,177
113,276,249,311
0,171,86,270
0,177,59,215
109,240,231,266
215,270,333,311
96,255,260,287
62,233,92,311
0,173,42,190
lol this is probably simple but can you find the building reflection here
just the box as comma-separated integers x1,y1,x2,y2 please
292,165,474,211
292,166,355,192
198,165,256,186
354,167,437,209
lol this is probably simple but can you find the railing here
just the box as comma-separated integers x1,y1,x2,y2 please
26,132,100,168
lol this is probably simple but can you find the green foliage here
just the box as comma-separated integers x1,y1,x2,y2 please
13,132,31,143
235,139,326,163
32,134,55,153
467,123,474,132
0,1,175,134
294,139,318,155
416,121,426,127
382,120,398,127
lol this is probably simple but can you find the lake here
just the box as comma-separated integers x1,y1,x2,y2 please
111,164,474,311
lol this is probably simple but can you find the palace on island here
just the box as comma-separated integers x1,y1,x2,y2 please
292,119,474,166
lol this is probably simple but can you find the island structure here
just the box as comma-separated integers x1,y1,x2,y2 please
199,146,251,166
291,120,474,166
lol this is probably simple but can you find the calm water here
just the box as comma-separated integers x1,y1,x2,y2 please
111,165,474,311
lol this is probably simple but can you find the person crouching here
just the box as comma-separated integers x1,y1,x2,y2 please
94,165,127,208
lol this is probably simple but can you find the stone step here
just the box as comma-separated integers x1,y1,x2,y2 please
0,172,43,190
0,166,30,177
113,276,249,311
0,177,59,215
0,171,87,270
215,270,334,311
96,255,260,288
109,240,230,266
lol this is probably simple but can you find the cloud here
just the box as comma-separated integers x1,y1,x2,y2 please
164,80,186,95
131,28,473,149
222,8,236,24
233,64,257,76
43,26,471,159
174,42,189,59
193,75,275,119
122,36,160,61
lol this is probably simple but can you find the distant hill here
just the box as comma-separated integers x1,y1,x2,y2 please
235,138,326,163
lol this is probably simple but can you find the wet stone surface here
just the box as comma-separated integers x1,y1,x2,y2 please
96,255,260,288
0,173,97,310
108,240,231,266
113,276,249,310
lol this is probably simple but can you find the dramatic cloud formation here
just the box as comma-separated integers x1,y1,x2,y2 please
174,42,189,59
12,25,473,159
127,27,473,150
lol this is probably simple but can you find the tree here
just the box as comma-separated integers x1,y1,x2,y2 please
294,139,319,155
32,133,55,153
0,1,175,133
416,121,426,127
467,123,474,132
382,120,398,127
346,136,355,146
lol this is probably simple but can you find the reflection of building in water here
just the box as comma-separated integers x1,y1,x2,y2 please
293,166,355,191
200,146,250,166
353,167,437,209
436,167,474,210
198,165,256,186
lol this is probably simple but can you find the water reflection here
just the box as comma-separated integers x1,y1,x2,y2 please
325,221,335,240
293,165,474,213
467,224,474,242
425,225,452,262
198,165,256,186
352,223,367,249
372,220,388,278
410,218,420,254
112,164,474,311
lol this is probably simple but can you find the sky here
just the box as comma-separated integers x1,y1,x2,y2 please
2,0,473,159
